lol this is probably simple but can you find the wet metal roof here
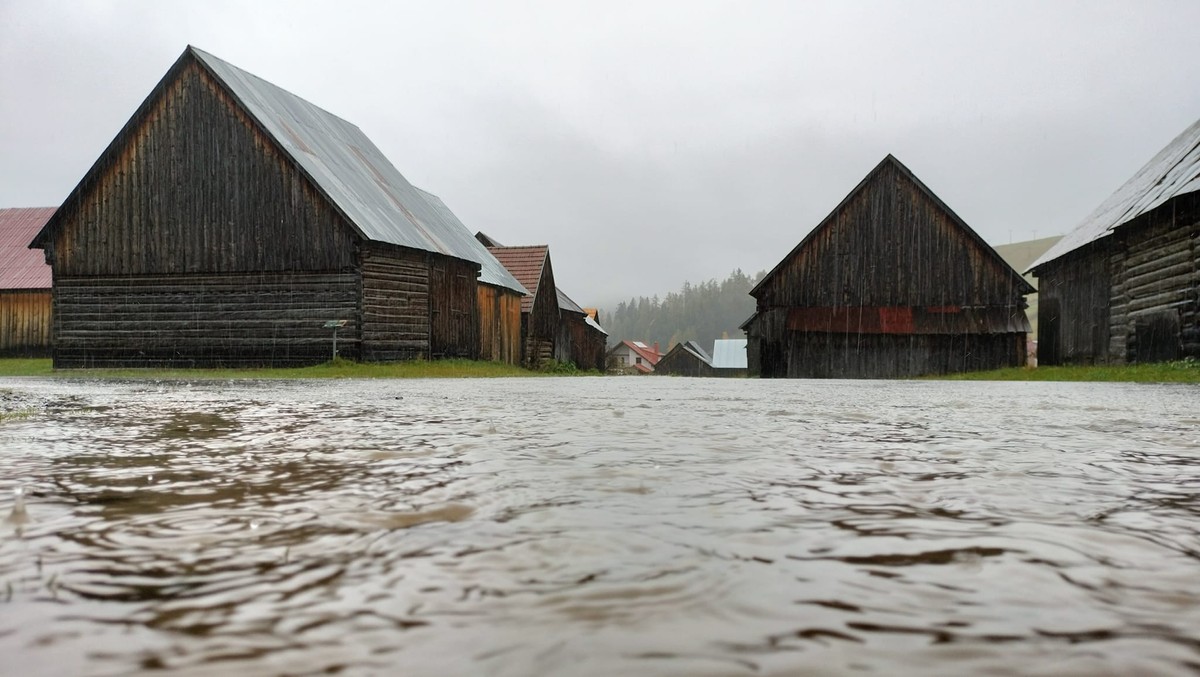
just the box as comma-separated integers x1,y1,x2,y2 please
556,287,585,315
412,188,526,294
711,339,748,369
188,47,512,278
0,208,55,289
680,341,712,365
1031,117,1200,271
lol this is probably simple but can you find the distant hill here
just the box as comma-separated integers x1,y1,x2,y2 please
993,235,1062,336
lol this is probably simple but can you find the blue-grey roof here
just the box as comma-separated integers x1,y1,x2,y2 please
556,287,585,315
681,341,712,365
192,47,523,291
711,339,748,369
1031,117,1200,271
413,187,526,294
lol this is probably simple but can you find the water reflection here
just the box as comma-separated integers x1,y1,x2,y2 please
1,377,1199,675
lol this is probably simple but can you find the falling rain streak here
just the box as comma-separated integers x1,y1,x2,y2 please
2,377,1200,675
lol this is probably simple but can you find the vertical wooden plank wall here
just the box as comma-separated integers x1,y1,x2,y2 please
0,291,52,356
477,284,521,364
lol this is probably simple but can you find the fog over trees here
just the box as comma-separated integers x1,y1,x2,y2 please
602,269,765,350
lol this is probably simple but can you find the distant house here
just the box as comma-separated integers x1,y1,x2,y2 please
1030,117,1200,364
416,189,527,365
0,208,55,356
654,340,714,377
607,340,661,373
711,338,748,377
30,46,512,368
743,155,1033,378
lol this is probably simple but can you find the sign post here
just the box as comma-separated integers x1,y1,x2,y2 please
324,320,348,360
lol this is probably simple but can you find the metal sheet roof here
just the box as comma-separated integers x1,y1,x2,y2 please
681,340,712,365
1031,117,1200,271
411,188,526,294
556,287,585,315
0,208,55,289
711,339,748,369
189,47,509,277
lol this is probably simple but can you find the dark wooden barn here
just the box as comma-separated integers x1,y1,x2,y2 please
654,340,715,377
486,245,559,369
557,288,607,371
416,189,527,365
0,208,55,356
30,46,514,368
743,155,1033,378
1030,118,1200,365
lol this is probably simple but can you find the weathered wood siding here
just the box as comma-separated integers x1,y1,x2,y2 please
1036,244,1112,365
562,314,605,371
524,263,558,369
0,291,52,356
1037,194,1200,365
778,333,1023,378
655,348,714,377
477,284,522,364
755,161,1026,310
360,245,430,362
747,158,1029,378
53,272,358,367
45,60,358,277
429,257,479,359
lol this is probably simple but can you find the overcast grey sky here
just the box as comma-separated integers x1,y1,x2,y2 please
2,1,1199,307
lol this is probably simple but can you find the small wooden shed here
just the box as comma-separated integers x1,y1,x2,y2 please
557,288,607,371
1030,117,1200,364
30,46,511,368
486,245,559,369
0,208,55,356
654,341,714,377
743,155,1033,378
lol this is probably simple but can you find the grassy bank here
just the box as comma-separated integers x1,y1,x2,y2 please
0,358,538,380
941,360,1200,383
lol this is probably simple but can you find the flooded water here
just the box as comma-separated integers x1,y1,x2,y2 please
2,376,1199,676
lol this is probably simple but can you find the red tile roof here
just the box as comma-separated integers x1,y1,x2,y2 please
623,340,662,366
488,245,548,313
0,208,55,289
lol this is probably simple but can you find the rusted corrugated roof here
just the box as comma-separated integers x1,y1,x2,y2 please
1031,117,1200,272
412,188,526,295
0,208,55,289
488,246,549,313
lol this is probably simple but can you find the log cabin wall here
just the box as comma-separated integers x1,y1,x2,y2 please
0,291,52,356
359,243,430,362
53,272,358,367
477,284,522,364
1109,194,1200,363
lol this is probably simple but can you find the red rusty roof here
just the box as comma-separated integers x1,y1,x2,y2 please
0,208,55,290
622,340,662,366
487,245,549,313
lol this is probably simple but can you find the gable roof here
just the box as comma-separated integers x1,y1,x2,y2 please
711,339,748,369
1030,117,1200,272
679,340,712,364
751,154,1034,297
33,46,503,277
0,208,55,289
487,245,550,313
556,287,586,315
412,188,526,294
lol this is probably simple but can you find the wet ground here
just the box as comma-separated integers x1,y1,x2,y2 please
1,376,1199,676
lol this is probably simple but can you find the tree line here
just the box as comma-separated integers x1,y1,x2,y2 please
601,269,765,351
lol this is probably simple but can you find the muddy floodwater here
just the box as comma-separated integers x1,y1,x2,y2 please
2,377,1200,676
